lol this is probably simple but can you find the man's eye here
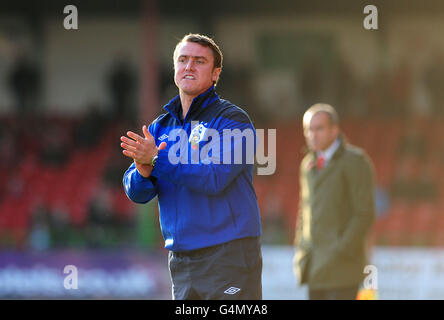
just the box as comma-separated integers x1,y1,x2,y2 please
196,60,204,64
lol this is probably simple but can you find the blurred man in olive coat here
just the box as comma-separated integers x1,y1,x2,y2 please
293,103,376,300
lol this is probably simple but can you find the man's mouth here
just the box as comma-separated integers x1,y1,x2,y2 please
183,75,196,80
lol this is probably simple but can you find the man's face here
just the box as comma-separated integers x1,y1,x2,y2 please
174,41,221,98
304,112,339,152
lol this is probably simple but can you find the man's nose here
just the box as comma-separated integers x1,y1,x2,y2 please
185,60,194,71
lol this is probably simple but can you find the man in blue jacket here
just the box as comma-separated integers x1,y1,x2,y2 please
120,34,262,300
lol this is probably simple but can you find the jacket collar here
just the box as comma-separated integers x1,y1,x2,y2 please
308,133,347,164
317,138,341,164
163,85,219,123
306,134,347,188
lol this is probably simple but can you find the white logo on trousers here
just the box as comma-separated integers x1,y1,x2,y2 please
224,287,241,295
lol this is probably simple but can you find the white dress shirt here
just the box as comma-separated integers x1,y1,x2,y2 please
316,138,341,167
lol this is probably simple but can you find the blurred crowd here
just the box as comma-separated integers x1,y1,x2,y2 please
0,109,143,250
216,50,444,125
1,44,444,250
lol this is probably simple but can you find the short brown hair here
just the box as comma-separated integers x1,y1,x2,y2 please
173,34,223,84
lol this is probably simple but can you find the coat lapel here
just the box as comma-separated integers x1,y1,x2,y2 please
305,153,317,191
312,139,346,189
313,156,337,189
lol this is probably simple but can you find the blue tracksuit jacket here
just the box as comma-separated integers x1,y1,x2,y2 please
123,86,262,251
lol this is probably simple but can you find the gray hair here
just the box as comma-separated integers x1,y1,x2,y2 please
303,103,339,128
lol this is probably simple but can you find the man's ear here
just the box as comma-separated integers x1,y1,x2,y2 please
212,67,222,83
333,125,340,138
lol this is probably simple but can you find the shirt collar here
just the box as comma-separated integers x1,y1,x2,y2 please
317,138,341,163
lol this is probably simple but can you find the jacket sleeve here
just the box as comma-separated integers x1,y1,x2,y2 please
294,164,304,247
123,162,158,204
150,110,255,196
336,153,376,257
122,117,164,204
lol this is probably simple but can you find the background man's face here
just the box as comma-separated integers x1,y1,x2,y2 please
174,41,221,98
304,112,339,152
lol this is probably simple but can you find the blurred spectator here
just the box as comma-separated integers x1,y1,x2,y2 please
73,104,108,150
39,121,70,167
86,187,116,248
437,138,444,165
28,201,52,251
49,201,72,248
217,66,268,123
374,185,390,218
397,119,427,159
366,70,390,117
333,56,358,116
294,104,375,300
415,160,439,202
7,52,41,115
160,63,176,103
424,51,444,115
106,55,137,122
390,156,417,201
0,131,18,170
261,191,287,245
389,60,413,116
5,173,25,200
103,144,131,188
390,157,438,203
411,79,433,117
299,55,324,109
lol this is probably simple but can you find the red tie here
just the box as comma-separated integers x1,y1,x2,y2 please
316,156,325,170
